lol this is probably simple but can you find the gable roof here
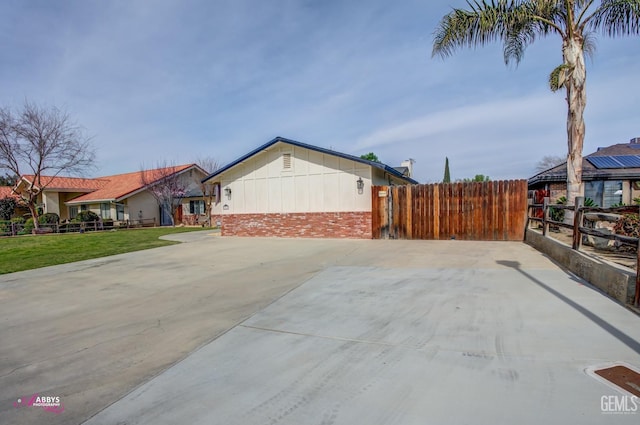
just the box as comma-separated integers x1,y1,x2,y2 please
18,164,203,205
66,164,198,204
202,136,419,184
529,142,640,185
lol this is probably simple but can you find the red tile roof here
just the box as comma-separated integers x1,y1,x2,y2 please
0,186,19,199
20,175,108,191
19,164,196,204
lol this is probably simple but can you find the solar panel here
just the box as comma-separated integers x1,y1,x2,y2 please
587,155,640,169
616,155,640,167
587,156,624,168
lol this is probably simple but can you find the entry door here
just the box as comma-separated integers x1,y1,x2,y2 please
159,203,173,226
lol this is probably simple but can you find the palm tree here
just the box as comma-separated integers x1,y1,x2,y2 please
432,0,640,209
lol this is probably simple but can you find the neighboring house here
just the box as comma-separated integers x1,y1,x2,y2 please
529,137,640,207
0,186,28,218
13,164,208,225
202,136,418,238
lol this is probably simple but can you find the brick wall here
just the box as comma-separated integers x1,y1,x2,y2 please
219,212,372,239
549,182,566,203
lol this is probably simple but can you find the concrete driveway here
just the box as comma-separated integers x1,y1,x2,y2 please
1,233,639,424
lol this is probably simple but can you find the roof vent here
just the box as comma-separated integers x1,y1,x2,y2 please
282,153,292,169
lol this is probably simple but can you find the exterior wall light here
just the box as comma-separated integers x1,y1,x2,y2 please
224,187,232,199
357,177,364,194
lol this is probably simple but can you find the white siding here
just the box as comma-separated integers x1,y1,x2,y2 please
127,192,159,221
211,142,373,215
43,192,60,215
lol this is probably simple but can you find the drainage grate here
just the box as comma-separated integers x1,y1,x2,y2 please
586,362,640,397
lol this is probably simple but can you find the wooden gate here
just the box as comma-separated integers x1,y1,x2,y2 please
372,180,528,241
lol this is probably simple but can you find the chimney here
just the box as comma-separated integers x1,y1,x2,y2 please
630,137,640,144
401,159,415,178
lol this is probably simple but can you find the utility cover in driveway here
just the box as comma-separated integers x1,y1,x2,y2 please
587,362,640,397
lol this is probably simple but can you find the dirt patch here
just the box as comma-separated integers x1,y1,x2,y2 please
541,227,637,270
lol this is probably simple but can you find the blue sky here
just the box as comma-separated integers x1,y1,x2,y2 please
1,0,638,183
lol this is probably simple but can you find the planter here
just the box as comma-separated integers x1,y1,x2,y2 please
32,228,53,235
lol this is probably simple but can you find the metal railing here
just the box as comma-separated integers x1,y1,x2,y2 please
527,196,640,307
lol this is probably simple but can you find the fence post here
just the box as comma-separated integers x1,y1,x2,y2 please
572,196,584,250
542,197,550,236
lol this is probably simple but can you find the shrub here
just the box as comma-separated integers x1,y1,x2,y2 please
550,196,597,222
38,212,60,224
550,196,566,223
73,211,100,223
0,197,17,220
0,220,10,235
11,217,25,224
22,217,35,234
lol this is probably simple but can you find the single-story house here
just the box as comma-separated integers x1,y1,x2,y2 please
13,164,208,225
529,137,640,207
201,136,418,238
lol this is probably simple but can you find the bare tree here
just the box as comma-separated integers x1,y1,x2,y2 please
0,101,95,229
194,156,220,227
140,161,189,227
535,155,566,173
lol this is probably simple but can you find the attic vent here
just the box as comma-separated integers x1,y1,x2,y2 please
283,153,292,169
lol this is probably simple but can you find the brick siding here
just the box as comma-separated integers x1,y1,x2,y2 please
218,212,372,239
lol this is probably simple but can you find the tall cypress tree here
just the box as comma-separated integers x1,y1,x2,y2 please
443,157,451,183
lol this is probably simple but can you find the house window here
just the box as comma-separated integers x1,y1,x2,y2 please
585,180,623,207
189,200,205,214
69,206,78,219
116,204,125,221
282,153,292,170
213,183,220,203
100,203,111,219
603,181,623,207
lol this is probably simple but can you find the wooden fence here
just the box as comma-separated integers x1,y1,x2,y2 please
527,196,640,307
372,180,528,241
0,218,157,237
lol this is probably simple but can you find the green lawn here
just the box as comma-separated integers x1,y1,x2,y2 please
0,227,211,274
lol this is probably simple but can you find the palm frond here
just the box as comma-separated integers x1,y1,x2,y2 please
432,0,567,65
587,0,640,36
582,31,598,59
432,1,511,59
548,63,572,91
504,23,537,64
